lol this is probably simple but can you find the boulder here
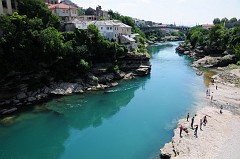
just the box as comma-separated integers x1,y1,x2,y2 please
192,55,236,68
44,87,51,94
17,93,27,100
27,97,37,102
13,99,20,104
160,142,175,159
1,107,18,114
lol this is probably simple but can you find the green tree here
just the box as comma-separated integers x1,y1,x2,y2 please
17,0,60,29
208,24,229,51
38,27,65,63
220,17,229,24
85,7,95,15
229,17,237,23
185,26,209,47
213,18,221,25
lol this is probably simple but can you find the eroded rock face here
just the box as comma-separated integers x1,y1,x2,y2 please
0,53,152,115
17,93,27,100
192,55,236,68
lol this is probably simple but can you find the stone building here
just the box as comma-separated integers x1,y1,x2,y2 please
0,0,17,14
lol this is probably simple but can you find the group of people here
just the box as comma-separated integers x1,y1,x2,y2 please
179,79,223,138
180,113,208,138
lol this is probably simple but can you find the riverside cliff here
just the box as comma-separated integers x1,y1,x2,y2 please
0,53,151,115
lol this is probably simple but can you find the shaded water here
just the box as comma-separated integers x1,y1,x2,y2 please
0,42,205,159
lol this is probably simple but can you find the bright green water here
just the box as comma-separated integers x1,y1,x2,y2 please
0,42,205,159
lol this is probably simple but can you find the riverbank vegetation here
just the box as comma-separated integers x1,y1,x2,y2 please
185,18,240,64
0,0,129,80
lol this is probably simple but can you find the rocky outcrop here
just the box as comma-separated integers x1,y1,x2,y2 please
118,53,151,76
176,43,236,68
0,53,151,115
192,54,236,68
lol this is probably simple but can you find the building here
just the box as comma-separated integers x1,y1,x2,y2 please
77,15,97,21
45,0,58,4
96,5,110,20
0,0,17,14
145,21,153,27
134,19,146,27
60,0,79,8
48,3,78,22
65,20,137,51
201,24,214,29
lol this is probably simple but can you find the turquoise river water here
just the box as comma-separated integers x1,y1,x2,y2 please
0,42,206,159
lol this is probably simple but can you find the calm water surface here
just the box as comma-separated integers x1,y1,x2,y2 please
0,42,205,159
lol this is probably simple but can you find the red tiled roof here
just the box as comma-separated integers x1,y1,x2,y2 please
48,3,77,9
201,24,214,27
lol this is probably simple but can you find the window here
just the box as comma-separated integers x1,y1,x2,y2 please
101,27,103,30
2,0,7,8
62,9,65,13
11,0,16,9
51,1,53,4
115,34,116,37
66,10,69,13
110,27,112,30
107,27,109,30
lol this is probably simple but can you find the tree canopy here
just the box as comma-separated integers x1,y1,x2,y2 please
185,22,240,63
0,1,128,79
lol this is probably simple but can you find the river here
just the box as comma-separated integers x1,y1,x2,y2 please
0,42,206,159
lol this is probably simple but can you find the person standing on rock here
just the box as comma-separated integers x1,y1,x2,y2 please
179,125,183,138
203,115,207,126
194,125,198,137
200,119,203,131
191,116,195,129
187,113,190,122
220,105,223,114
211,95,213,102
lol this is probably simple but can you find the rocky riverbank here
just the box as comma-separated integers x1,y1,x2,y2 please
160,67,240,158
0,53,151,116
176,43,237,68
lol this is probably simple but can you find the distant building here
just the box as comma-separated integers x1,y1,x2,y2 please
45,0,58,4
48,3,78,22
84,6,110,20
77,15,97,21
60,0,79,8
96,5,110,20
145,21,153,27
65,20,137,51
134,19,146,27
201,24,214,29
0,0,17,14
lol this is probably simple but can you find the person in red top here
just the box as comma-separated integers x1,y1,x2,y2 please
180,125,183,138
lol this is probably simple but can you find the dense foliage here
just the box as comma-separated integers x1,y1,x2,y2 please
185,19,240,63
0,0,127,79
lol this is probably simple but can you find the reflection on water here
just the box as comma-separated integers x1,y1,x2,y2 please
0,76,150,159
0,42,206,159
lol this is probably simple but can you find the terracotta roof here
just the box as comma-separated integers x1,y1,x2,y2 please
201,24,214,27
48,3,77,9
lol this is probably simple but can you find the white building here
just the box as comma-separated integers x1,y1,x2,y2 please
65,20,138,51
